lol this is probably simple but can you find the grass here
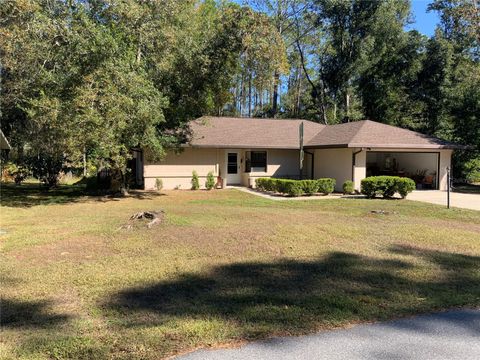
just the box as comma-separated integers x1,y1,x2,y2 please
1,183,480,359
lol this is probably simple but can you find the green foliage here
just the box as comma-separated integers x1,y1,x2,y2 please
361,176,397,198
1,162,30,184
463,158,480,183
255,177,335,196
1,0,477,183
155,178,163,191
26,154,66,188
191,171,200,190
301,180,319,195
343,180,355,195
0,0,268,187
361,176,415,199
284,180,304,197
395,178,416,199
205,171,215,190
317,178,336,195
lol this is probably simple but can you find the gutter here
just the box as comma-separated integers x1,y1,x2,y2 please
352,148,364,183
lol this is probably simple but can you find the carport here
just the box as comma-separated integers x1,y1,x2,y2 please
366,151,439,190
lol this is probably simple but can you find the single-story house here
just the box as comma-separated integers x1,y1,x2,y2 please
139,117,464,191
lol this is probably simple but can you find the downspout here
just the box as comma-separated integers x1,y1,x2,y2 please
352,148,364,185
304,150,314,179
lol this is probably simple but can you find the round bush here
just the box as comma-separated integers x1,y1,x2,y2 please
317,178,336,194
342,180,354,194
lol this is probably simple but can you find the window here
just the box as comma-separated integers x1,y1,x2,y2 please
245,151,267,172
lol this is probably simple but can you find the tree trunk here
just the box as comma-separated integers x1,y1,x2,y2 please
272,71,279,116
345,92,350,122
83,148,87,177
248,74,252,117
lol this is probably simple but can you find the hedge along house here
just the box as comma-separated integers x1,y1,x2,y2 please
142,117,464,191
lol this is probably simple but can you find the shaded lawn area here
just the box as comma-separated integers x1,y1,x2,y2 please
1,184,479,359
453,182,480,194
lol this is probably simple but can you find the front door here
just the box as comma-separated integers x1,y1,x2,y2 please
226,151,241,185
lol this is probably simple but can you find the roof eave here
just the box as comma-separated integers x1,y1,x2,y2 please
183,144,301,150
348,143,468,150
304,144,349,149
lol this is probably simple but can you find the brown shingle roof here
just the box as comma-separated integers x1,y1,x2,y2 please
305,120,463,149
186,117,464,150
188,116,325,149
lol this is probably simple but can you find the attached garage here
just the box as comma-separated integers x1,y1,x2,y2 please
366,151,440,189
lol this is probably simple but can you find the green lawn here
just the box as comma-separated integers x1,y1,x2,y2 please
1,184,480,359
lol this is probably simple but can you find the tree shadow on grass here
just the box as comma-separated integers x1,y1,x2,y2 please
452,183,480,194
0,183,165,208
1,298,70,329
105,247,480,340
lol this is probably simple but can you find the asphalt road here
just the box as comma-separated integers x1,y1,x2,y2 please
177,309,480,360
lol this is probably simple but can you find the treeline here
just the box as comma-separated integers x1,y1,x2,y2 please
0,0,479,185
223,0,479,181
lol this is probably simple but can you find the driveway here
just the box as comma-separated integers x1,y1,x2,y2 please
408,190,480,211
177,309,480,360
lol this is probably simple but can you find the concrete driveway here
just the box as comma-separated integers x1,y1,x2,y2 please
408,190,480,211
177,309,480,360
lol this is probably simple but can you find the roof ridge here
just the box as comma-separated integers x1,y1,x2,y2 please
350,120,456,145
344,120,369,145
200,115,325,126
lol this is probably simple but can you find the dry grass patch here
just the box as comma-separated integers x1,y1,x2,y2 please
1,184,479,359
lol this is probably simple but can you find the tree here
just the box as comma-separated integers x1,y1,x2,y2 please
428,0,480,179
0,0,263,188
227,4,289,117
428,0,480,57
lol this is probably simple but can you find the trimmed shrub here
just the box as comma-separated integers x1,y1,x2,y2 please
255,177,335,196
255,178,265,191
284,180,304,196
396,177,416,199
317,178,336,195
361,176,415,199
301,180,318,195
256,177,281,192
155,178,163,191
343,180,354,195
361,176,396,198
191,170,199,190
264,178,277,192
205,171,215,190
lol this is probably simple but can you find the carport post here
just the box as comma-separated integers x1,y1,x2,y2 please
447,167,450,209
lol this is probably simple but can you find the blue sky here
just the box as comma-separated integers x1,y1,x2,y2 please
407,0,441,36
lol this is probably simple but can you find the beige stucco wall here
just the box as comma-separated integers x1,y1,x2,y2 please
144,148,221,190
438,149,452,190
314,148,353,192
246,149,308,187
353,150,366,190
144,148,306,189
144,146,453,191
